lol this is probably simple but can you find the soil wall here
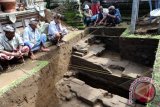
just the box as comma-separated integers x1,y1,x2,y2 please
120,38,159,66
0,31,84,107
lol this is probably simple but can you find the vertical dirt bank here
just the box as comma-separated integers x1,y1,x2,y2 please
0,31,84,107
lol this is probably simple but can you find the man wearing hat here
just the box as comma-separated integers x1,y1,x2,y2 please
0,25,29,69
23,18,49,60
48,14,68,46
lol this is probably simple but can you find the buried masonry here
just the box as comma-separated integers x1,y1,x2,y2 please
0,26,159,106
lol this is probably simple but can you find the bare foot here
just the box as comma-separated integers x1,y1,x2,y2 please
30,54,36,60
29,53,36,60
41,47,50,52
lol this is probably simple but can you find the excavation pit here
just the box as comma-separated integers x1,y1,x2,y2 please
70,27,158,102
0,26,158,107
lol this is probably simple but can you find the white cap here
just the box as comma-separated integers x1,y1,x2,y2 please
84,4,89,10
3,25,15,32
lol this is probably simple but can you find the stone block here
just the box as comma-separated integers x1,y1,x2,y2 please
100,94,129,107
70,78,85,86
73,51,85,57
77,85,102,105
70,82,107,105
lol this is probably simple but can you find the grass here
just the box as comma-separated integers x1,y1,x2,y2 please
121,28,160,39
147,42,160,107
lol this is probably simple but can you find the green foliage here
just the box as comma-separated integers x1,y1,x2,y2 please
64,0,79,11
148,42,160,106
64,11,84,30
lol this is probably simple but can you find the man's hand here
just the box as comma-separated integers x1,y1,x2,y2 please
98,22,102,25
12,51,23,57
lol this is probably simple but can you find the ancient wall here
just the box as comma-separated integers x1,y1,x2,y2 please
120,38,159,66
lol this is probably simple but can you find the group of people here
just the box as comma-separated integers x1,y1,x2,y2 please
0,14,68,70
83,1,121,27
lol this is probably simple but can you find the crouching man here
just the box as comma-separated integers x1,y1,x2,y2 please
23,19,49,60
106,6,121,26
48,14,68,46
0,25,29,69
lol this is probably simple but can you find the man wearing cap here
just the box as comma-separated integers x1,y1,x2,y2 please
0,25,29,69
23,18,49,59
83,4,98,26
48,14,68,46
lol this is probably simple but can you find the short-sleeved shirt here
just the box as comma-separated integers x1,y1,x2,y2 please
103,8,109,17
0,33,24,52
115,9,122,23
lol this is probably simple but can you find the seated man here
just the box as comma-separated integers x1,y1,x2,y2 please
94,6,109,26
0,25,29,69
23,18,49,60
106,6,121,26
83,4,97,26
48,14,68,46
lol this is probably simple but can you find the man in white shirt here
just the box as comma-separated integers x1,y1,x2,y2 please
48,14,68,46
23,18,49,59
97,6,109,25
0,25,29,69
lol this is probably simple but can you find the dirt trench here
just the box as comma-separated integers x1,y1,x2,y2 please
0,26,158,107
0,31,84,107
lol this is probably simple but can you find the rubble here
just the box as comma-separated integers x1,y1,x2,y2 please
55,73,131,107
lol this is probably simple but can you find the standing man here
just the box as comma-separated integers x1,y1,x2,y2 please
23,18,49,60
48,14,68,46
0,25,29,69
